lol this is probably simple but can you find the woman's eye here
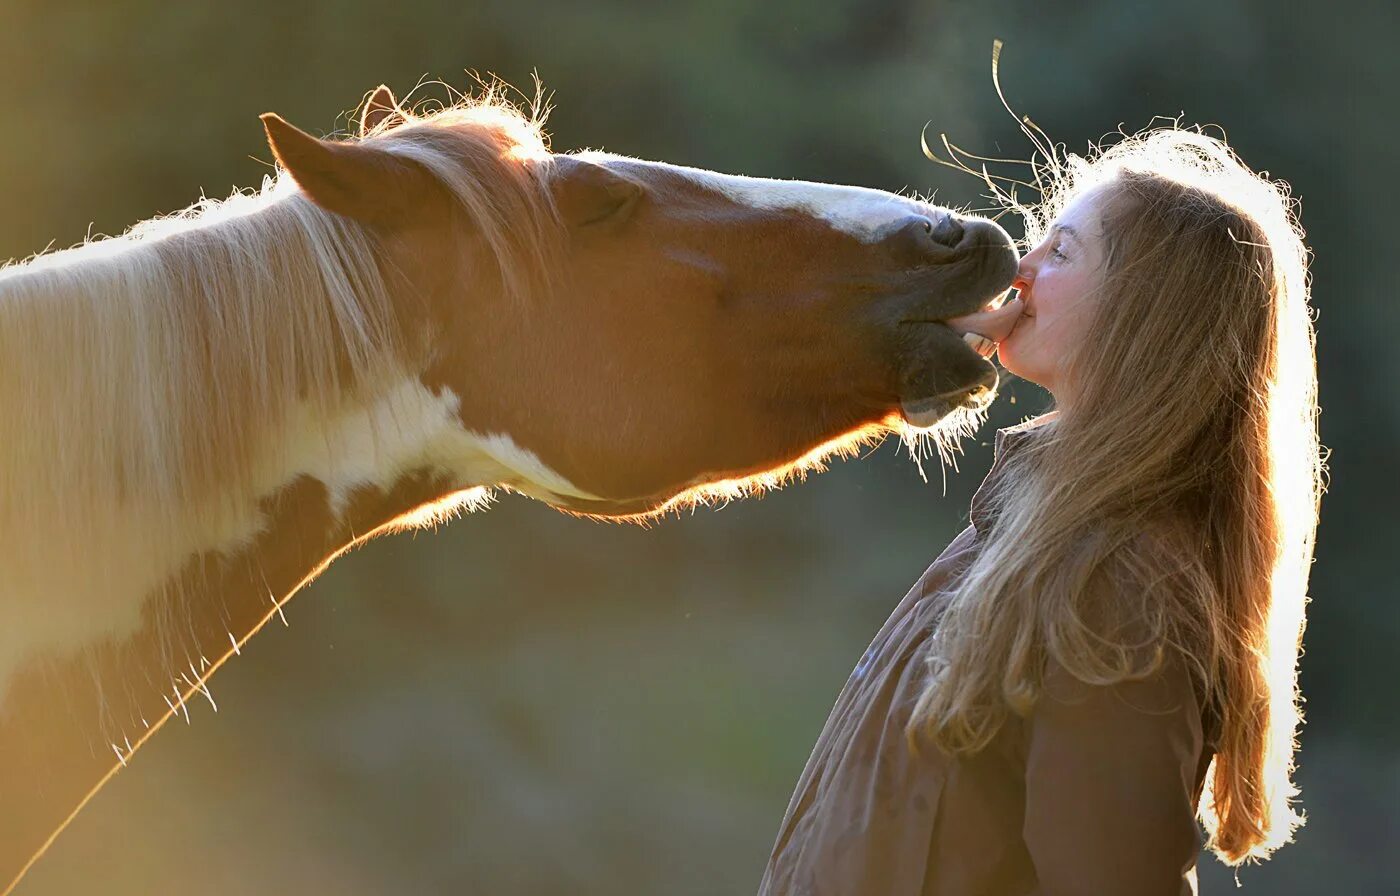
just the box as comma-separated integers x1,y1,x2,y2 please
1050,243,1069,261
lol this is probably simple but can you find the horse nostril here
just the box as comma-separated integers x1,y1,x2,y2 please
890,214,964,258
929,214,964,248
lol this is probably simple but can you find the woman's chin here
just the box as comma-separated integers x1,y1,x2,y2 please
994,343,1041,389
994,340,1022,377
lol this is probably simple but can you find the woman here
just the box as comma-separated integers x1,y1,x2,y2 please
759,128,1323,895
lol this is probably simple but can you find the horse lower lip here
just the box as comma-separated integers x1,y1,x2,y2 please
900,385,993,427
901,397,952,428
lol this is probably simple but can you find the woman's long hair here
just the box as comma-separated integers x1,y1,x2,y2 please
909,128,1324,864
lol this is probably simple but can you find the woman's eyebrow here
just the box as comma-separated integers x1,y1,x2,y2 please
1050,224,1081,243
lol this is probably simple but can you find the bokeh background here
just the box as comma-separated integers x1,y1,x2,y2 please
3,1,1395,893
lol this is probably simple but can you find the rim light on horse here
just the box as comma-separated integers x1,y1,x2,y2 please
0,84,1016,891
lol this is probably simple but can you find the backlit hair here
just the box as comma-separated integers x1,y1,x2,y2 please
910,127,1323,864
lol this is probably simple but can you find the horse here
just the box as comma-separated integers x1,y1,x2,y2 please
0,83,1017,891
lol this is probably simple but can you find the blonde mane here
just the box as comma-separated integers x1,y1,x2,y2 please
0,91,557,704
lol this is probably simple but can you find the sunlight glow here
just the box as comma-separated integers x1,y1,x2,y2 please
384,487,497,532
595,398,993,524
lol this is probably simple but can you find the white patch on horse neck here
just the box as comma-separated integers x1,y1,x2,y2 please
275,377,604,510
578,151,927,244
0,375,595,706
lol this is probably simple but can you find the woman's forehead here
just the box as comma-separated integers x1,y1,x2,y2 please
1053,183,1132,254
1054,187,1112,237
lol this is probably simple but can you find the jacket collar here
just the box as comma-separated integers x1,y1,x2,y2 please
969,417,1053,534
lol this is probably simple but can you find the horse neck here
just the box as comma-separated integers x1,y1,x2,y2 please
0,192,529,892
0,186,397,682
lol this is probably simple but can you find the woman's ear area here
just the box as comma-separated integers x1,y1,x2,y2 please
260,111,441,225
549,156,644,228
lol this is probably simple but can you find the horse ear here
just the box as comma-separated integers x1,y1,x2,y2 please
359,85,406,136
551,157,643,228
260,112,441,225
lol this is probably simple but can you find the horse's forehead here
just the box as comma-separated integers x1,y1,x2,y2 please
591,154,928,243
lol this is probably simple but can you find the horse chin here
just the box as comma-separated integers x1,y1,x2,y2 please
899,382,995,429
901,397,961,429
894,380,997,465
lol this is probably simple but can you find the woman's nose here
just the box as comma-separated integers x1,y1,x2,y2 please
1013,259,1034,292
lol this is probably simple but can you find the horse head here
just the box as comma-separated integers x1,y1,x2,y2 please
263,85,1018,516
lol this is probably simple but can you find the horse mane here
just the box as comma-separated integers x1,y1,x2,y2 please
0,89,558,697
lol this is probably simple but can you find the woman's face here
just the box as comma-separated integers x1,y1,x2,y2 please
997,188,1113,402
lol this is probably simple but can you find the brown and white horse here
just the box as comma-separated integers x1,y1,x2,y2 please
0,85,1016,891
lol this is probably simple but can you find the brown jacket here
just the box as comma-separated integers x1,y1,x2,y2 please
758,425,1219,896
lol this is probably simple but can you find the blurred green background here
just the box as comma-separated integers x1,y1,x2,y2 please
2,1,1394,892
